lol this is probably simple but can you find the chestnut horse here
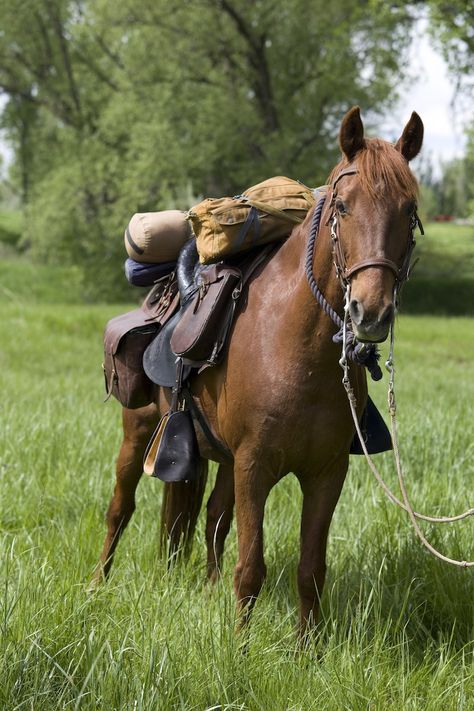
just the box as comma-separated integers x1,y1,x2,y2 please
91,107,424,634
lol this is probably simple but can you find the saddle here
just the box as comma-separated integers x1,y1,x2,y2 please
105,238,391,481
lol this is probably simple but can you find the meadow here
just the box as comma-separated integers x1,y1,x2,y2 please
1,222,473,710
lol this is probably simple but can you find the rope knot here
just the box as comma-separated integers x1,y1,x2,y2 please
332,326,382,381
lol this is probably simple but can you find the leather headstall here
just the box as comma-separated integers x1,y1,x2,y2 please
327,165,424,292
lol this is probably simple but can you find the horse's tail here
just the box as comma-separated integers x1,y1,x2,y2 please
160,458,208,559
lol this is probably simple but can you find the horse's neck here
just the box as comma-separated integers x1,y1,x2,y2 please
274,218,343,336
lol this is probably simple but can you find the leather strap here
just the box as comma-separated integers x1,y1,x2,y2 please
331,167,359,189
343,257,400,280
182,386,232,459
170,357,184,412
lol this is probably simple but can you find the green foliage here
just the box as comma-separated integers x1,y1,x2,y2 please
1,293,473,708
436,158,470,218
417,138,474,220
428,0,474,98
0,207,22,249
0,0,418,297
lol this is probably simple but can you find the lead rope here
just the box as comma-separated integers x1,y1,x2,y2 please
340,285,474,568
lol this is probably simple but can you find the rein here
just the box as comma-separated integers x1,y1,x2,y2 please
307,172,474,568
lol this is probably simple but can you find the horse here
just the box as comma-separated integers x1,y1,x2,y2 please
90,106,424,635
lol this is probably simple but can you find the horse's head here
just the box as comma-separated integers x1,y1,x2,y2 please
327,106,424,343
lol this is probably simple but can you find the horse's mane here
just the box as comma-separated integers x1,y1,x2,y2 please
328,138,419,202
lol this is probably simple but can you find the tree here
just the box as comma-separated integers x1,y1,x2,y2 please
0,0,419,297
428,0,474,99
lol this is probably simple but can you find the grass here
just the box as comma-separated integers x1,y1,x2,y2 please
0,207,22,249
1,225,474,709
402,222,474,315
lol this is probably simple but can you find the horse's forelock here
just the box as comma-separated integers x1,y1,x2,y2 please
328,138,419,202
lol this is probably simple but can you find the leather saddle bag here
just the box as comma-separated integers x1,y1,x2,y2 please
103,275,179,409
170,264,242,364
103,309,159,409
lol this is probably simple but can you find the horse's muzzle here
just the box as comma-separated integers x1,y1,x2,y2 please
349,299,394,343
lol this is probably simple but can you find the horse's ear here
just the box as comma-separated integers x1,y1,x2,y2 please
339,106,366,162
395,112,424,162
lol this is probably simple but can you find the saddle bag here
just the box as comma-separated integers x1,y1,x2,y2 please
103,275,179,408
103,309,159,409
170,264,242,364
188,176,315,264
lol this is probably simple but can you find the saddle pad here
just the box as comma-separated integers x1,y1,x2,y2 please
143,310,191,387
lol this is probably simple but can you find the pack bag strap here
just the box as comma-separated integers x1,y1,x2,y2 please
234,198,308,247
244,199,306,223
235,206,260,248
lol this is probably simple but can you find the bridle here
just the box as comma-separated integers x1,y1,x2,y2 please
306,166,474,568
305,165,424,380
326,166,424,294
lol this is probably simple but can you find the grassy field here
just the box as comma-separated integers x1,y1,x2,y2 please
1,223,474,709
402,223,474,316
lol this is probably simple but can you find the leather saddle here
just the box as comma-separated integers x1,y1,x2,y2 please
141,238,391,481
144,240,273,386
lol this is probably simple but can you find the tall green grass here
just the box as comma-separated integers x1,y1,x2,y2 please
403,222,474,315
1,291,473,708
1,223,473,708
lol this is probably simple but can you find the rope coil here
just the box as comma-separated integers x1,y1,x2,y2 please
339,287,474,568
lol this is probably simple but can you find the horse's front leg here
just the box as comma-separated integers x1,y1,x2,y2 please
233,451,274,627
297,453,349,636
89,403,159,589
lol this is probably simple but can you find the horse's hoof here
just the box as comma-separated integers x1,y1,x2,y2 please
86,568,105,594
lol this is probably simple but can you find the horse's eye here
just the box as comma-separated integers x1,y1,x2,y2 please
336,199,347,215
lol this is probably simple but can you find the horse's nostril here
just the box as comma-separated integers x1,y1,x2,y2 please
349,298,363,325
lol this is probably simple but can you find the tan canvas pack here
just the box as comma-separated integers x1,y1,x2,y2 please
188,176,315,264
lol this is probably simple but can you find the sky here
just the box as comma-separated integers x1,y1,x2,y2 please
0,22,471,178
381,19,471,175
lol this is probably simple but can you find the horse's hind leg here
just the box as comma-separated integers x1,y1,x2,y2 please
205,462,234,583
89,403,159,589
297,454,349,635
